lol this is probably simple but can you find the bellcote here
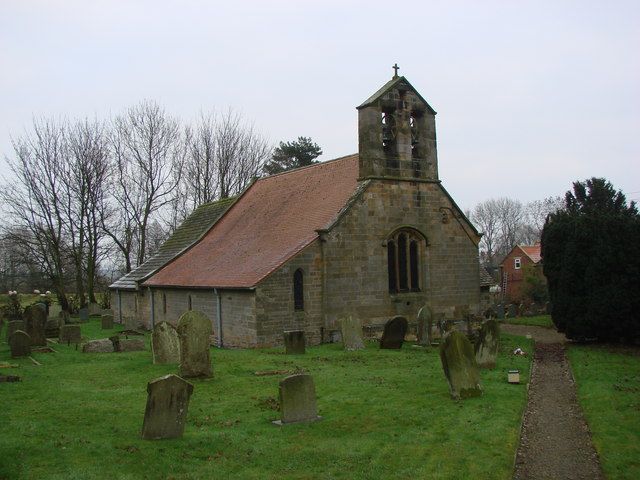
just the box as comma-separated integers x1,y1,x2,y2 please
357,74,439,181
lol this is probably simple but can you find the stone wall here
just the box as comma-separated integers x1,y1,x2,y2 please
114,290,149,327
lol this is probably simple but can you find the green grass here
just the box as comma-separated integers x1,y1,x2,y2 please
568,345,640,480
1,320,533,480
502,315,554,328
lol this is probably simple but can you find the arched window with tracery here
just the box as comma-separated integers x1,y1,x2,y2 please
387,229,423,293
293,268,304,311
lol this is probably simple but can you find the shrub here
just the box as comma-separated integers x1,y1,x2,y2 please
541,178,640,342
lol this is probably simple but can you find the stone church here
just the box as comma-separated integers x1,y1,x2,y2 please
110,71,482,347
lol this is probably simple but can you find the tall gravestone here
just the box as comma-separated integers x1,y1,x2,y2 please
9,330,31,358
59,325,82,345
152,322,180,364
142,374,194,440
23,304,47,346
274,373,321,425
380,316,408,349
340,316,365,351
284,330,305,355
416,305,433,346
439,331,482,399
177,311,212,378
101,314,114,330
475,319,500,369
6,320,25,343
79,308,89,322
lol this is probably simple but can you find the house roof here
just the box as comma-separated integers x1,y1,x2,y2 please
109,197,236,290
520,244,542,263
479,266,495,287
143,155,361,289
356,76,437,114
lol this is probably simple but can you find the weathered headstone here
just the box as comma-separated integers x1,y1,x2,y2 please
177,311,212,378
152,322,180,364
48,304,62,318
23,304,47,346
507,304,517,318
274,373,321,425
141,374,194,440
416,305,433,346
496,304,505,320
101,314,114,329
44,317,60,338
79,308,89,322
340,316,365,351
284,330,305,355
380,316,408,349
9,330,31,358
59,325,82,345
82,338,114,353
6,320,25,342
439,330,482,399
475,319,500,369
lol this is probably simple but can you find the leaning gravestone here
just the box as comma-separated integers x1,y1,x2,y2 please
177,311,212,378
439,330,482,399
79,308,89,322
152,322,180,364
101,314,114,330
284,330,305,355
496,304,505,320
23,305,47,346
340,316,365,351
82,338,114,353
380,316,408,349
274,373,321,425
59,325,82,345
9,330,31,358
142,374,194,440
6,320,25,343
475,319,500,369
416,305,433,346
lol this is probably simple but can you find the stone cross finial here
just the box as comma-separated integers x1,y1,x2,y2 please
392,63,400,78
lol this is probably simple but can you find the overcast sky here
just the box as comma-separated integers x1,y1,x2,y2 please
1,0,639,210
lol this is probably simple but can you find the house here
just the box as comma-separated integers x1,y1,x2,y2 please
113,71,483,347
499,243,542,302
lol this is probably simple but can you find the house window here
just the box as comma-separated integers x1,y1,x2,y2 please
188,294,192,311
293,269,304,311
162,293,167,314
387,229,423,293
514,257,521,270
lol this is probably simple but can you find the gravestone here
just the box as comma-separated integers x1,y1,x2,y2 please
496,304,505,319
475,319,500,369
274,373,321,425
6,320,25,342
340,316,365,351
23,304,47,346
177,311,212,378
82,338,114,353
34,302,48,315
9,330,31,358
114,338,145,352
416,305,433,346
284,330,305,355
439,330,482,399
152,322,180,364
101,314,114,329
79,308,89,322
48,304,62,318
141,374,194,440
507,304,517,318
380,316,408,349
44,317,60,338
59,325,82,345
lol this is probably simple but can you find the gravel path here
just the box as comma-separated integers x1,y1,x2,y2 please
503,324,605,480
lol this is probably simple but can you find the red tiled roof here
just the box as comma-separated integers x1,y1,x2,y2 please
520,244,542,263
144,155,360,289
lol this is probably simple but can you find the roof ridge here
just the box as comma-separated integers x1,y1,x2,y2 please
259,153,358,181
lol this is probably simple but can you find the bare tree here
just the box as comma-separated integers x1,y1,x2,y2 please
109,100,185,269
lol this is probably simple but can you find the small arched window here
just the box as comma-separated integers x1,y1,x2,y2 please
387,229,423,293
293,269,304,311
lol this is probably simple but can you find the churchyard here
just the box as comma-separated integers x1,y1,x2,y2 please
1,313,534,479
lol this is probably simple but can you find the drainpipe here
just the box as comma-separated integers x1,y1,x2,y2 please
149,287,155,329
214,288,223,348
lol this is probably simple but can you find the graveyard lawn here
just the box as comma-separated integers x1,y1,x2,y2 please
1,320,532,480
568,344,640,480
503,315,554,328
